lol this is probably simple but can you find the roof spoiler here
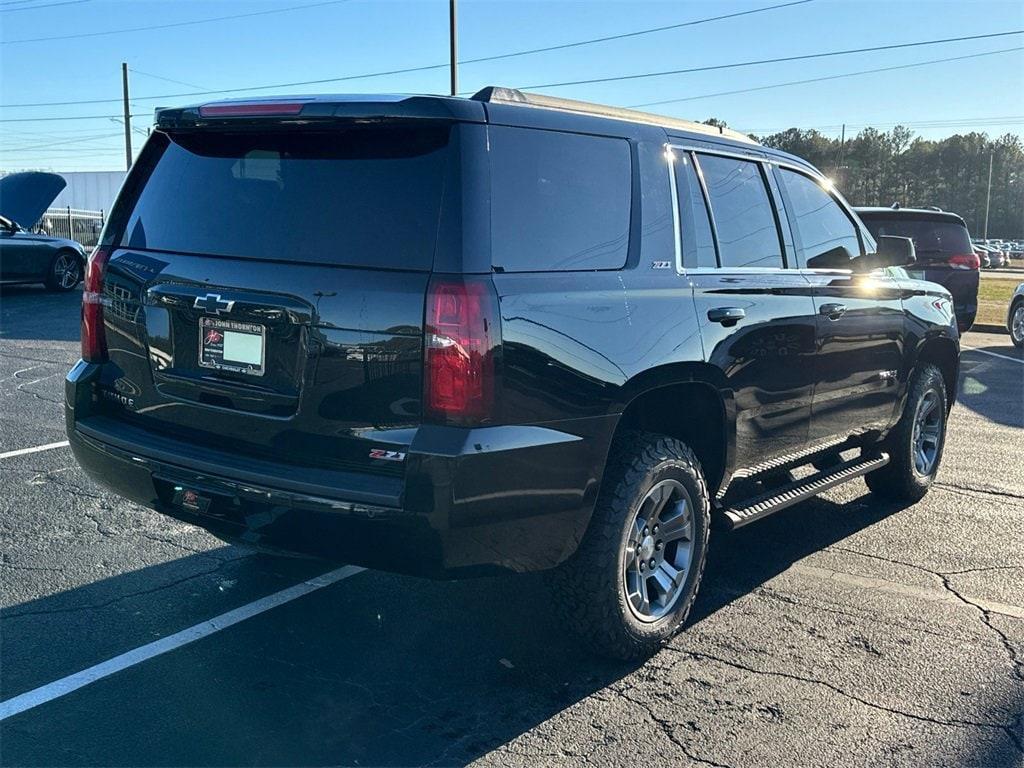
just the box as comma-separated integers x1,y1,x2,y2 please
154,95,485,130
471,86,757,144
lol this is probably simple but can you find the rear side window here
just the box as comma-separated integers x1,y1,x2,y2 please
673,153,717,269
858,215,972,261
117,126,451,270
696,154,783,269
489,127,631,272
779,168,862,267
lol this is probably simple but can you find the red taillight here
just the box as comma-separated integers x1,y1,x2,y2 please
424,277,499,424
81,246,111,362
198,101,306,117
948,253,980,270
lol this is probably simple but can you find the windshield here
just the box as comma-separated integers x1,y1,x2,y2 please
859,216,971,260
114,126,451,270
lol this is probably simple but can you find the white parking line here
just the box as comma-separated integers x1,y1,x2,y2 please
0,565,365,722
961,346,1023,365
0,440,70,461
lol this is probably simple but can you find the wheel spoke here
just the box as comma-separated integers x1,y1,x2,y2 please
658,500,692,543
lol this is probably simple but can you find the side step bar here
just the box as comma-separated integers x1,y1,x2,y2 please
721,453,890,530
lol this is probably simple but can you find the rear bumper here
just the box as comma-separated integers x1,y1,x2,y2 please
916,267,978,332
66,361,611,577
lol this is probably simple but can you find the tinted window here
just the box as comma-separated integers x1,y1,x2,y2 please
780,168,861,267
490,127,631,272
118,126,450,270
697,154,783,269
673,153,717,269
858,215,972,263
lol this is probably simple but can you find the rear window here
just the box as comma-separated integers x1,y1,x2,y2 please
116,126,451,270
489,126,631,272
858,215,971,261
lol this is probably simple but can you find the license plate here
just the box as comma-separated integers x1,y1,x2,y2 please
199,317,266,376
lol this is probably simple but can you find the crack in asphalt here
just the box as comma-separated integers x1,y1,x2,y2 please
934,481,1024,503
616,685,732,768
669,649,1023,754
1,558,239,620
828,547,1024,686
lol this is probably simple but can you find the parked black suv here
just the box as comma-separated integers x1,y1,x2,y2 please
854,205,979,332
66,89,959,659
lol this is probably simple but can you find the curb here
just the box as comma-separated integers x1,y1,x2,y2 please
969,324,1007,335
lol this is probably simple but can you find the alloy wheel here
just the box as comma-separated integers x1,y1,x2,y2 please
623,478,695,622
911,389,943,477
54,253,81,289
1012,304,1024,346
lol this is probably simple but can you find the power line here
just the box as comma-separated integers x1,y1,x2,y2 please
0,0,352,45
516,29,1024,90
0,113,142,123
129,68,210,91
0,132,122,151
627,46,1024,108
0,0,92,12
0,0,816,107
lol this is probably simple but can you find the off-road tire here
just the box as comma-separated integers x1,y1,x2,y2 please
550,431,710,660
865,364,948,502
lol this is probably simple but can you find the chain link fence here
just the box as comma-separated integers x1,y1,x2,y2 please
36,207,105,247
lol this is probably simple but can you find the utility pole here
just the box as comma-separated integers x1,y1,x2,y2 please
448,0,457,97
835,123,846,187
982,152,993,239
121,62,132,171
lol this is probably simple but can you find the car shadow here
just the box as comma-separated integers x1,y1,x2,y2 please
1,490,925,766
956,342,1024,429
0,283,83,343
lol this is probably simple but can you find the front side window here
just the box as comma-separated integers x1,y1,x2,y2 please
779,168,862,268
489,127,631,272
696,154,783,269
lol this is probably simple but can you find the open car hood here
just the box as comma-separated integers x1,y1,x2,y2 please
0,172,66,228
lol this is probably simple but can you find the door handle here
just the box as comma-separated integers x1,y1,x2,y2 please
819,302,848,320
707,307,746,326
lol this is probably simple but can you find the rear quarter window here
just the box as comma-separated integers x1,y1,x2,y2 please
489,126,631,272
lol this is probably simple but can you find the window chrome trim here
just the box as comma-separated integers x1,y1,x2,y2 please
665,146,684,274
665,140,869,275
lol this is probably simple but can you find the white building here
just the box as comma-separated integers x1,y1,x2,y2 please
49,171,127,213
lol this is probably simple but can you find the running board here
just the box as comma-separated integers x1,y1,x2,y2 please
720,453,890,530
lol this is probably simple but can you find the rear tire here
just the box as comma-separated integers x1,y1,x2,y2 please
865,364,948,502
1010,300,1024,349
550,431,710,661
44,249,82,292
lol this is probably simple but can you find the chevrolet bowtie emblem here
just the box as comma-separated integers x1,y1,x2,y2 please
193,293,235,315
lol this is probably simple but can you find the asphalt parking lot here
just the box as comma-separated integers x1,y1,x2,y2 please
1,284,1022,768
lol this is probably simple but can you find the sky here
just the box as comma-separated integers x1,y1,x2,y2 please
1,0,1022,172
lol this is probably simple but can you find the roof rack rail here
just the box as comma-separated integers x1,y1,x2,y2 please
470,86,757,145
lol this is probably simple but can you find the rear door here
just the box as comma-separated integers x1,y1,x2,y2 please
94,123,456,478
679,148,818,470
774,166,904,441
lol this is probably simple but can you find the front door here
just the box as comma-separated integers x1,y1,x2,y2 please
772,166,904,443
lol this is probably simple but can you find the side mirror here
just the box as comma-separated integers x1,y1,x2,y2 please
856,236,916,271
805,245,855,270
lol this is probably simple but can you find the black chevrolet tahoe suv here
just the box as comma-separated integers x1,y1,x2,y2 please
66,88,959,660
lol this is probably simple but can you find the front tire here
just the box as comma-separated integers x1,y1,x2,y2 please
865,364,948,502
44,250,82,292
550,431,710,660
